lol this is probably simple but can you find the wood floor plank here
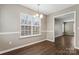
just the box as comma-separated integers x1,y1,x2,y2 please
1,36,79,55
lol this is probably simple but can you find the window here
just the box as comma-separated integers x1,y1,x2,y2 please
20,13,41,38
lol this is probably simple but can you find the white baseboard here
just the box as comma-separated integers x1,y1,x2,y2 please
74,46,79,49
55,34,63,38
45,39,54,42
0,39,46,54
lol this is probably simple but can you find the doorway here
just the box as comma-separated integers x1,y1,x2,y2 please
53,11,76,49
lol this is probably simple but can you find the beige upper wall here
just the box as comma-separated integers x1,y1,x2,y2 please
47,5,79,48
0,4,47,51
0,4,47,32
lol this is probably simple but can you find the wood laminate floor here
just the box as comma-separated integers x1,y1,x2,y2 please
2,36,79,55
55,35,74,48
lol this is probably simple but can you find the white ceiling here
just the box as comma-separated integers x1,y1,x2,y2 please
21,4,75,15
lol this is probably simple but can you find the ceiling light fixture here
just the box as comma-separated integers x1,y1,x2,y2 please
33,4,43,19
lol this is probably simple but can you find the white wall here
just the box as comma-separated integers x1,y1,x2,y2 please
47,5,79,48
0,4,47,51
46,15,54,42
55,20,63,37
55,18,74,37
64,22,74,35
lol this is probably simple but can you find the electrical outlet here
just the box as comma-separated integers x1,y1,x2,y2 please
9,41,12,45
78,27,79,30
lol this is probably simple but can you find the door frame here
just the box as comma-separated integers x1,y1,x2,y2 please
53,11,76,48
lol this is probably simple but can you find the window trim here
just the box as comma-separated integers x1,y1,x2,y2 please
20,13,41,38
